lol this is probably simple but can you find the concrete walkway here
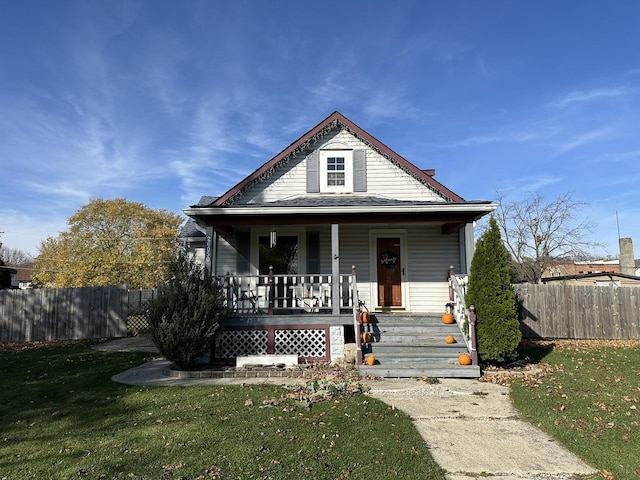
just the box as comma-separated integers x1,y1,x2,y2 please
97,338,598,479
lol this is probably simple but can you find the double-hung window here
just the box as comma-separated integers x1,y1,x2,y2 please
326,156,345,186
320,150,352,192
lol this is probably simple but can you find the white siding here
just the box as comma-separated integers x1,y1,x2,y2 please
406,225,461,313
236,128,447,204
214,234,237,277
337,224,373,307
213,223,461,313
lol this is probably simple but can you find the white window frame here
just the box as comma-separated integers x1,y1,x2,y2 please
320,150,353,192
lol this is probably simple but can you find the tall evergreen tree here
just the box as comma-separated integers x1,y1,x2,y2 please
466,216,521,363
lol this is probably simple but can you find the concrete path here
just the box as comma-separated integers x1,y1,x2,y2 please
368,379,598,480
98,338,598,479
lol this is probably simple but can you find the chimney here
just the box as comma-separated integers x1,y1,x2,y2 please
619,237,635,275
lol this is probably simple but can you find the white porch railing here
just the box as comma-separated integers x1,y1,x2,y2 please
448,266,478,365
224,269,355,314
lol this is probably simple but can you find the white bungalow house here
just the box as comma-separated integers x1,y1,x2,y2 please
183,111,495,377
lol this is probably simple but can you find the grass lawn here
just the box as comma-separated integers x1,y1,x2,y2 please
508,340,640,480
0,341,445,480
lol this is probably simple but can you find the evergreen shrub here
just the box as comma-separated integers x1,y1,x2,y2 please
148,250,228,368
465,217,521,363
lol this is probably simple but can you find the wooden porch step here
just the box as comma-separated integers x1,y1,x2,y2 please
363,344,467,357
359,313,478,378
367,332,466,344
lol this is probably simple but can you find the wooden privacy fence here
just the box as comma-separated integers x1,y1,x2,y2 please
515,284,640,339
0,285,128,342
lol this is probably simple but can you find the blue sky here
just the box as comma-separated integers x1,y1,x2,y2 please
1,0,639,258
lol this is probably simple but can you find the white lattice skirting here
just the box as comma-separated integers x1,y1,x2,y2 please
218,327,327,360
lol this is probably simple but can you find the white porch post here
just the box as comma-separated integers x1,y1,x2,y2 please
331,223,340,315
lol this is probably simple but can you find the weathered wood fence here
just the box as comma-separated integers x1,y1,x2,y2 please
515,284,640,339
0,286,128,342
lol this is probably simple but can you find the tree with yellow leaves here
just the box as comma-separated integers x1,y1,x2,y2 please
32,198,183,288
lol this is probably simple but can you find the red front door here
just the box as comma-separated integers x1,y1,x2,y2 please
377,237,402,307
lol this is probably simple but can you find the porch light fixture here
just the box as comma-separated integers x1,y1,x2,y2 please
270,229,277,248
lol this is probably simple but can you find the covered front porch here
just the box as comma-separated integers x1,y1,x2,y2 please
185,205,489,377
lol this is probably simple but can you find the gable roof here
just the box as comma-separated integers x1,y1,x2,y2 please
198,111,464,208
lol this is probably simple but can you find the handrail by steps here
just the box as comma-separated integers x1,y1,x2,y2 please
448,266,478,366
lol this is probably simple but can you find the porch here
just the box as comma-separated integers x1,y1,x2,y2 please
215,268,480,378
223,271,357,316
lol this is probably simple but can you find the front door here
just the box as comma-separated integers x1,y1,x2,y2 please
376,237,402,307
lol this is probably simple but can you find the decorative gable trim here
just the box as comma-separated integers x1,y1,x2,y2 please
206,112,463,207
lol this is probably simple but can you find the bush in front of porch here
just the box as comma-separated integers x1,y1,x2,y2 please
466,216,521,363
148,249,228,368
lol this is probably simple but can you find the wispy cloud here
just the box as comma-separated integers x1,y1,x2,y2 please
556,127,611,153
453,125,560,147
495,175,562,197
550,87,630,108
363,91,421,124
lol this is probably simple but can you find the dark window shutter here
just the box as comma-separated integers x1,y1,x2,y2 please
353,149,367,192
236,231,250,275
306,150,320,193
306,231,320,274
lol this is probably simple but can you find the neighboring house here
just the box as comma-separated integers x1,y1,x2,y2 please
541,272,640,287
543,259,621,278
179,217,208,266
183,111,495,377
13,263,35,289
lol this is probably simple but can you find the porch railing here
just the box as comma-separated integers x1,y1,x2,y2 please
448,266,478,365
224,267,355,315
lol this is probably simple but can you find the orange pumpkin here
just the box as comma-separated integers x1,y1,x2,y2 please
361,332,372,343
458,353,472,366
441,312,454,324
361,311,370,324
445,335,456,344
365,355,376,366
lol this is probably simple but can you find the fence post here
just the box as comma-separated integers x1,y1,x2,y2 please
268,265,274,316
469,305,478,366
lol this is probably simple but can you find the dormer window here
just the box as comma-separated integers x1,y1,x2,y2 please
327,156,346,186
306,148,367,194
321,150,352,192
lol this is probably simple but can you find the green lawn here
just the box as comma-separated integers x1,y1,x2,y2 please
510,340,640,480
0,342,445,480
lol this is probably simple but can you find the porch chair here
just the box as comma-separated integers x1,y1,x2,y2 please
292,285,319,313
231,278,262,314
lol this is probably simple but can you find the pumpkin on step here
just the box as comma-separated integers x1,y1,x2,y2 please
361,311,370,324
458,353,472,365
441,312,454,324
365,355,376,366
361,332,372,343
445,335,456,344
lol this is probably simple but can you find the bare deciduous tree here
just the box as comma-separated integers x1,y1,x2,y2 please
0,245,34,266
492,191,602,283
